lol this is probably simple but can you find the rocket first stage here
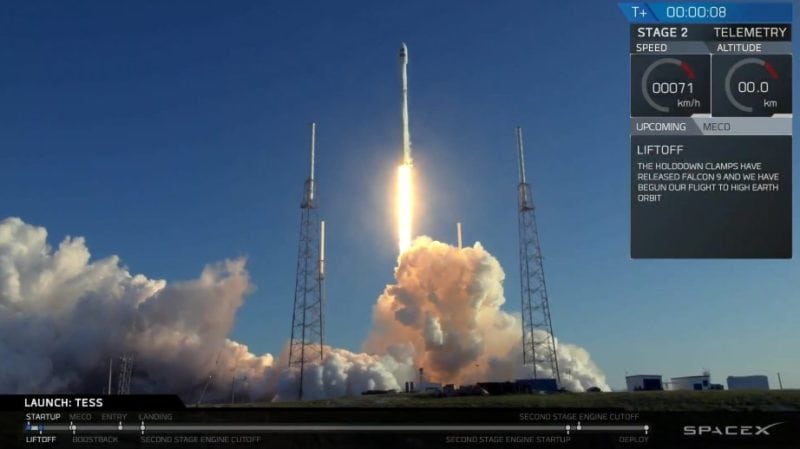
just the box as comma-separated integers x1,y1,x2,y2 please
397,43,414,253
400,43,412,165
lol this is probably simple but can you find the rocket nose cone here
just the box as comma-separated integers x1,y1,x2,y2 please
400,42,408,58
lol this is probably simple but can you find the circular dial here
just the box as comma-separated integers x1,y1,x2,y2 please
638,57,707,115
724,57,779,113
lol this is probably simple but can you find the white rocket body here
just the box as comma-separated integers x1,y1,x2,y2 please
400,43,412,165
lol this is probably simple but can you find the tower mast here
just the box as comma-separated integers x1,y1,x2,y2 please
116,354,133,395
288,122,325,400
515,127,560,386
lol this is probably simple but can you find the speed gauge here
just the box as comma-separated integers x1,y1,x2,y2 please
631,55,710,116
712,55,791,117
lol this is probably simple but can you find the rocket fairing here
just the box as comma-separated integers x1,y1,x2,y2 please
400,43,412,165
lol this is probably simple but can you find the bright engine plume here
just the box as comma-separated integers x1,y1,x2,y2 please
397,163,413,252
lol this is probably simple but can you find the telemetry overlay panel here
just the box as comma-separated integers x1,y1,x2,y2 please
620,2,792,258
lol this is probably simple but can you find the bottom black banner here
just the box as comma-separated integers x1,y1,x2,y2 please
1,395,798,448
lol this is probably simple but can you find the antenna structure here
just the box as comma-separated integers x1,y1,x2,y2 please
288,122,325,400
515,127,560,386
116,355,133,395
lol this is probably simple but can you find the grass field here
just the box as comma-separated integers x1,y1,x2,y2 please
225,390,800,411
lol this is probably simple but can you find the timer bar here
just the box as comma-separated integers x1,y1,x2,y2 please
619,3,792,24
25,422,651,435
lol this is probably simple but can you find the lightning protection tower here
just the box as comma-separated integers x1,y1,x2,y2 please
116,354,133,395
515,127,560,386
288,122,325,400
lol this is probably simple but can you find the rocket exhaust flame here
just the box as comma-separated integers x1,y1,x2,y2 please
397,163,413,253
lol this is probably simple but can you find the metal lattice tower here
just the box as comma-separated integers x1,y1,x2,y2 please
515,127,560,385
288,122,325,400
116,355,133,395
195,350,221,406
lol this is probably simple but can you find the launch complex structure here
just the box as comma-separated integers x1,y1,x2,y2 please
515,127,561,385
285,44,561,400
287,123,326,401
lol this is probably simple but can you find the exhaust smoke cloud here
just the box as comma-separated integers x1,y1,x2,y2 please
0,217,274,402
0,218,608,401
277,236,609,398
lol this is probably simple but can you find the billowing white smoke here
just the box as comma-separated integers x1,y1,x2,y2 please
0,217,274,402
0,218,608,402
277,236,609,398
272,348,404,401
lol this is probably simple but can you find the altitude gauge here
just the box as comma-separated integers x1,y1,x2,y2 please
631,55,710,116
713,55,791,117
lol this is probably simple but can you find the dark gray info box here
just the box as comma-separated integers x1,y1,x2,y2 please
631,135,791,258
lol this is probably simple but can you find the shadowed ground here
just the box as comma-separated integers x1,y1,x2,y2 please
216,390,800,411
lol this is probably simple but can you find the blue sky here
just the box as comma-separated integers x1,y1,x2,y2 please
1,0,797,390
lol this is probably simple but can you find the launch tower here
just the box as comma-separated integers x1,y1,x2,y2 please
288,122,325,400
116,354,133,395
515,127,561,386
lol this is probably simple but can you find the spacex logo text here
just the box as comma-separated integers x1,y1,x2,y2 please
683,422,784,437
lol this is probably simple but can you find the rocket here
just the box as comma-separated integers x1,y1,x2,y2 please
396,43,414,253
400,43,412,165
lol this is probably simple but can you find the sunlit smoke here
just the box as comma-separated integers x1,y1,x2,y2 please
397,163,413,253
1,217,609,401
0,217,275,401
363,236,609,392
